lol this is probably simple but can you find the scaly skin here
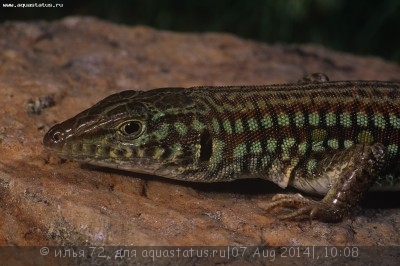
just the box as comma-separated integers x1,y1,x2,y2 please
43,74,400,222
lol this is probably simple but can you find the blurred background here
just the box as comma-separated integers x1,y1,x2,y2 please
1,0,400,64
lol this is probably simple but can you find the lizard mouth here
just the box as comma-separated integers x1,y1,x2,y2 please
43,138,165,174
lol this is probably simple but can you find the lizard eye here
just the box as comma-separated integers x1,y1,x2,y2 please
119,120,143,138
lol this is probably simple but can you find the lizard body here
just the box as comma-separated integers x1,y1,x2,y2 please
43,74,400,222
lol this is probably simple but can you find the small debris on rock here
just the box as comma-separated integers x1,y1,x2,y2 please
27,95,55,115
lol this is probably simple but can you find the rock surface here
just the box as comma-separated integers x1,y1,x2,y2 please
0,16,399,259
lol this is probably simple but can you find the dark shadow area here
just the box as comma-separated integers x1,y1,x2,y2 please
83,163,400,209
361,192,400,209
82,163,289,195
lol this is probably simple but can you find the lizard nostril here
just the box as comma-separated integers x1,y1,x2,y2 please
43,124,65,147
52,131,62,143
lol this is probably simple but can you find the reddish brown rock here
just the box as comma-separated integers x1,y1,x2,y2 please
0,17,399,257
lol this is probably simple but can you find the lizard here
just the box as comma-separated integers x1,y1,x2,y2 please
43,73,400,222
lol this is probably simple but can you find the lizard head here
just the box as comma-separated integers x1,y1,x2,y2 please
43,88,213,180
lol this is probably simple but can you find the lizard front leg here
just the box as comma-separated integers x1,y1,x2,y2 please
265,143,387,222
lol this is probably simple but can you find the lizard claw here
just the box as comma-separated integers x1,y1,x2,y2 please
264,193,343,222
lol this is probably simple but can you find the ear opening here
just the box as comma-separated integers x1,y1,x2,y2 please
199,130,213,162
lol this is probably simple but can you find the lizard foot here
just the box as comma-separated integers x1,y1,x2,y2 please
264,193,343,222
264,143,387,222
